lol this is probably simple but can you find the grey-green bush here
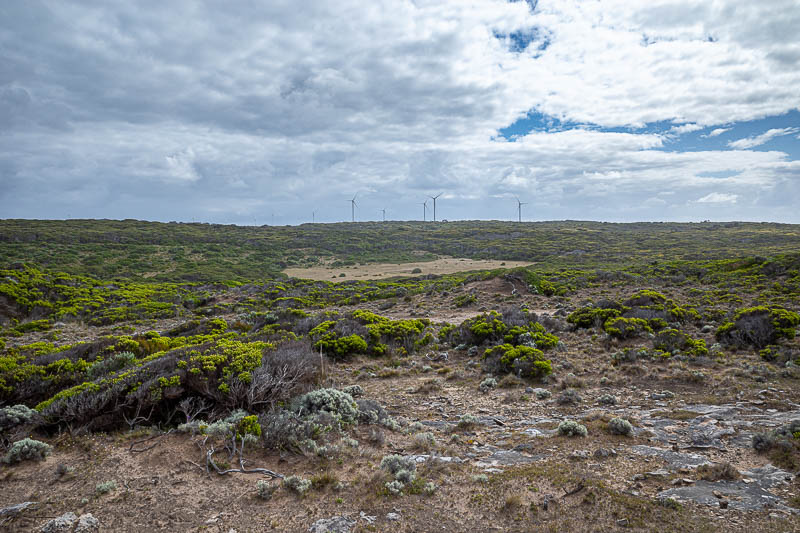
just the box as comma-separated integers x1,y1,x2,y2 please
0,404,37,431
293,388,358,426
256,480,277,500
608,417,634,436
479,377,497,393
557,420,588,437
283,475,312,494
3,438,52,464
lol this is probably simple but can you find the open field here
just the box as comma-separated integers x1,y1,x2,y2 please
283,257,534,281
1,220,800,531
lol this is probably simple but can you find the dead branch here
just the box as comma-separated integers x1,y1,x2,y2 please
128,429,175,452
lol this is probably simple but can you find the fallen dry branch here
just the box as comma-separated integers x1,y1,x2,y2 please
128,429,175,452
205,446,283,479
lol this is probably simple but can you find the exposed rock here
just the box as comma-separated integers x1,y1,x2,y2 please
41,512,77,533
475,449,545,468
0,502,36,517
386,513,400,521
658,479,794,512
75,514,99,532
594,448,617,459
308,516,357,533
629,445,711,469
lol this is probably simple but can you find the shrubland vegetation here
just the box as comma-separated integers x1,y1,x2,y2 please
2,219,800,531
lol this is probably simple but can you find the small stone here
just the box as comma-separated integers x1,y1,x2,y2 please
719,500,729,509
616,518,629,527
386,513,401,521
712,490,724,499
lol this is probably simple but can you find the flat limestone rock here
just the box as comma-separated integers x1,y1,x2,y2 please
629,445,711,469
474,449,546,467
658,479,793,512
308,516,357,533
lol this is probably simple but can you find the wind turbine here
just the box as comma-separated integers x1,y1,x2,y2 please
429,192,443,222
312,210,317,223
350,194,358,222
515,197,528,223
380,208,386,222
420,200,428,222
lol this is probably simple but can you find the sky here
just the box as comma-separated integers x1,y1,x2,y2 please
1,0,799,225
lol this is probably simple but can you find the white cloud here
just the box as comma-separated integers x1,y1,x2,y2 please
669,123,703,135
728,127,800,149
164,148,200,182
704,128,731,138
696,192,739,203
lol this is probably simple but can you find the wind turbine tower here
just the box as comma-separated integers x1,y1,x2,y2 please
420,200,428,222
429,192,443,222
381,208,386,222
350,194,358,222
516,197,528,223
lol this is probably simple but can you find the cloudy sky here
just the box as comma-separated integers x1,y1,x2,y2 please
1,0,799,224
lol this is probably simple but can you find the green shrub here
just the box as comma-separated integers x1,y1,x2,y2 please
454,293,477,308
567,307,621,329
653,329,708,357
3,438,52,464
483,344,552,379
604,317,652,339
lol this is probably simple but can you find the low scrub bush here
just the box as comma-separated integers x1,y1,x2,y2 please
3,437,52,464
558,420,587,437
716,307,800,349
292,388,358,427
608,417,634,436
483,344,552,379
0,404,37,431
283,475,312,494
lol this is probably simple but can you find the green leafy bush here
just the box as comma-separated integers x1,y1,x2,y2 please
604,317,653,339
483,344,552,379
653,329,709,357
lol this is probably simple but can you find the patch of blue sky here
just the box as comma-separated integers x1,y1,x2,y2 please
497,109,799,160
493,27,550,55
658,110,800,159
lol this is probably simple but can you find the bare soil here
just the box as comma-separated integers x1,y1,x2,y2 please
282,257,534,281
